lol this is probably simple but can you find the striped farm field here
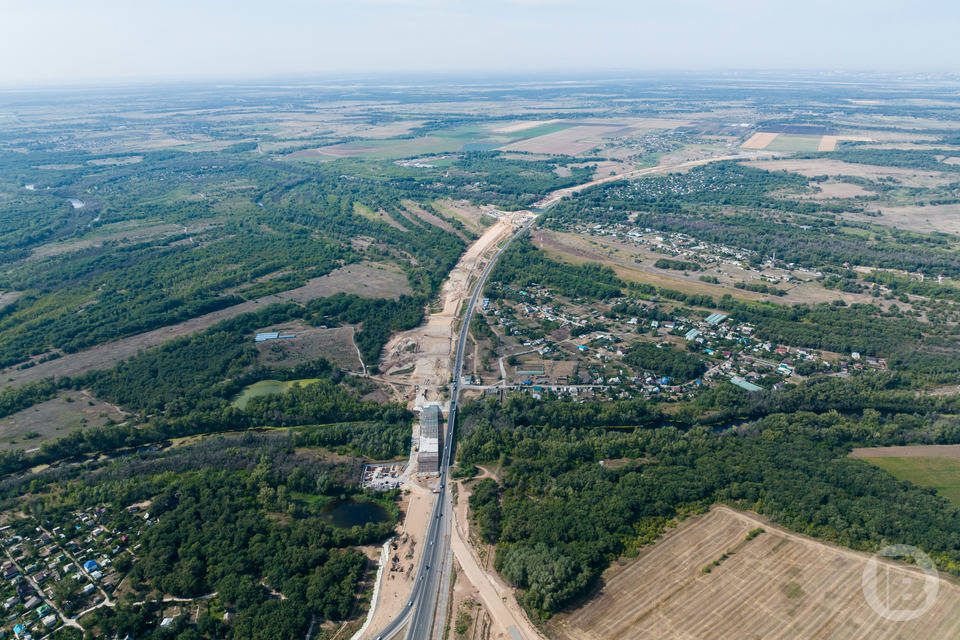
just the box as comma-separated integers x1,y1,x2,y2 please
550,506,960,640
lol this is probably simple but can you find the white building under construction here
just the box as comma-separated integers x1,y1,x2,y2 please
417,406,442,474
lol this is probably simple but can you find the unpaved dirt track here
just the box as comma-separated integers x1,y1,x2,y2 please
452,480,546,640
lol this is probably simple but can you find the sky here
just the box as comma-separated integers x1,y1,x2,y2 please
1,0,959,86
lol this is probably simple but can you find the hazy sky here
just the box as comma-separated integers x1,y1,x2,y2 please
2,0,958,86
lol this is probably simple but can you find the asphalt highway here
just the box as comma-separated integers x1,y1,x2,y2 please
373,215,535,640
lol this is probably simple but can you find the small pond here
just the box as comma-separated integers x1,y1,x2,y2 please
321,499,390,529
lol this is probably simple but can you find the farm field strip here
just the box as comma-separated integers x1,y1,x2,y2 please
741,132,779,149
554,506,960,640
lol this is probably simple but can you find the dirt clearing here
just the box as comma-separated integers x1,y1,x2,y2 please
381,216,524,402
0,292,21,311
552,505,960,640
255,323,361,371
452,478,547,640
845,203,960,235
360,486,436,640
0,261,409,387
800,180,872,199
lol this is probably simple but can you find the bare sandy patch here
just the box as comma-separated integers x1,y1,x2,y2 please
360,486,436,640
381,216,523,401
451,478,547,640
741,132,779,149
552,505,960,640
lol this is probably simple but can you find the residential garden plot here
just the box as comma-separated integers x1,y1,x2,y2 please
553,506,960,640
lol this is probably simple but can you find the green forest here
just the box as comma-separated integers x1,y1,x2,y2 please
455,387,960,617
0,434,396,640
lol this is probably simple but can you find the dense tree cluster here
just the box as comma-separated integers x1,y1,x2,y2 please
486,238,624,301
456,389,960,617
623,342,706,382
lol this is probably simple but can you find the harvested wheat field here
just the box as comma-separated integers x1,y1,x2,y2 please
552,506,960,640
498,125,620,155
818,135,874,151
741,132,779,149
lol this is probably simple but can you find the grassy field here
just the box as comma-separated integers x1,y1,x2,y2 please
864,456,960,507
0,392,127,451
231,378,324,410
255,324,361,371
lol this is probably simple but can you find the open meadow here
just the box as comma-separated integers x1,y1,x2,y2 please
852,445,960,507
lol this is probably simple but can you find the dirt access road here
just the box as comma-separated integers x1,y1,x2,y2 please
452,478,546,640
368,151,747,640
